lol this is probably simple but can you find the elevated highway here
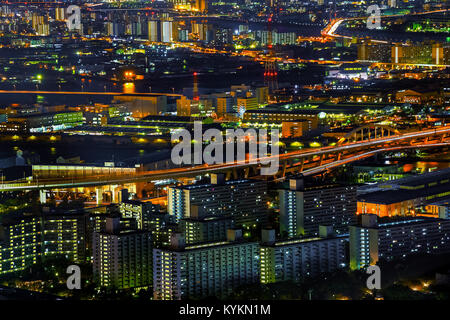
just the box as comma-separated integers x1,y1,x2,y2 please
0,126,449,191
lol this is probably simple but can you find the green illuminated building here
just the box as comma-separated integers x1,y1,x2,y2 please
93,218,153,289
0,216,41,275
42,213,88,263
153,230,259,300
260,228,347,284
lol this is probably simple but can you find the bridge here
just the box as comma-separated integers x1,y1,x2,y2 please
323,9,449,43
297,142,450,178
0,90,183,97
0,126,449,193
337,125,400,145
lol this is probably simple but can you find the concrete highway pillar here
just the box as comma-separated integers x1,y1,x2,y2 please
300,158,305,171
96,187,103,205
281,161,287,177
319,154,325,166
244,167,250,178
111,185,118,203
39,190,46,204
232,168,238,180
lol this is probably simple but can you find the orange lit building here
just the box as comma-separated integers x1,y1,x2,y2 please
424,197,450,219
243,109,319,130
194,0,208,12
395,89,437,104
114,94,167,118
357,197,418,217
281,120,309,138
0,121,25,133
357,169,450,217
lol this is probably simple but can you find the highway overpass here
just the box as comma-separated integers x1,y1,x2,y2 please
0,126,449,191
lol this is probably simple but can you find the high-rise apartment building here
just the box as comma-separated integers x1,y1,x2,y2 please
0,216,41,275
350,214,450,270
358,41,449,65
106,22,125,37
0,212,93,275
147,19,178,42
119,200,161,230
153,230,259,300
180,214,234,245
161,19,177,43
31,13,44,31
42,213,87,263
216,95,235,117
255,30,297,45
194,0,208,12
168,175,268,227
55,7,65,21
92,218,153,289
279,179,357,238
392,43,433,65
357,42,392,62
191,21,213,42
260,228,347,284
176,96,215,116
176,96,200,116
148,20,159,42
119,199,174,248
255,86,269,105
236,97,258,115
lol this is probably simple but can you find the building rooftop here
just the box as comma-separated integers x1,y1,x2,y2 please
364,216,450,229
176,179,264,190
380,168,450,189
358,182,450,205
182,215,233,222
182,240,258,251
141,115,202,123
244,109,320,115
9,111,80,119
267,234,348,247
427,195,450,207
